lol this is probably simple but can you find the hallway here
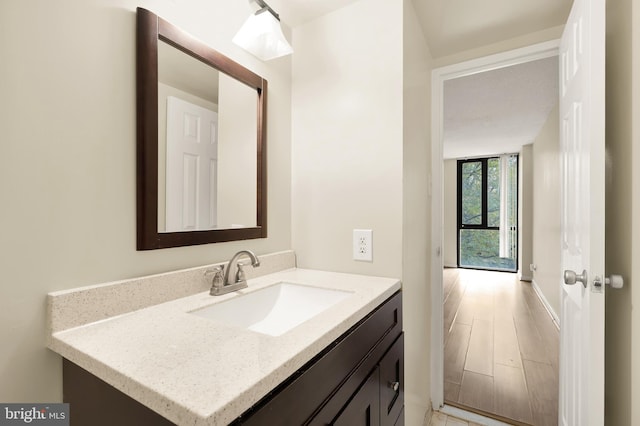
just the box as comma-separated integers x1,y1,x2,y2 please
443,268,559,425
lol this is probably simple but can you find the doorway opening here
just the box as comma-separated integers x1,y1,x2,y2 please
430,40,562,425
457,155,518,272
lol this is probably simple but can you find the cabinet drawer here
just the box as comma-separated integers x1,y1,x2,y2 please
380,334,404,426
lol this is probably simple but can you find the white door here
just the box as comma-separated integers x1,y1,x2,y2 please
166,96,218,232
559,0,605,423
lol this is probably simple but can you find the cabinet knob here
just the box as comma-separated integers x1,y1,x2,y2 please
389,381,399,392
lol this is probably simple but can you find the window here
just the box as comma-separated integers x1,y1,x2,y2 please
457,155,518,271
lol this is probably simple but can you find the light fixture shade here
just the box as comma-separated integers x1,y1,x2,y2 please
233,9,293,61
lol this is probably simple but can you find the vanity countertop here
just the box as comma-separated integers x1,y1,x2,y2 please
48,268,401,425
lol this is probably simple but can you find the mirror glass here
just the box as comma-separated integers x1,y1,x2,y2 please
157,40,257,232
137,8,267,250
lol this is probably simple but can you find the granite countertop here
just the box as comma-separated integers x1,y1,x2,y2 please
48,267,400,425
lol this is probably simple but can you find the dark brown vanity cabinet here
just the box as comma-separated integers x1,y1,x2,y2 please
235,291,404,426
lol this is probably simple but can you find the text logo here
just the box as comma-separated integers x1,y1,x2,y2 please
0,404,69,426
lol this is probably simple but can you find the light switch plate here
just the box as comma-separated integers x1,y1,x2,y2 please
353,229,373,262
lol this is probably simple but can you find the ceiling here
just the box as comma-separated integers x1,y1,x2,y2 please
267,0,571,59
264,0,570,159
443,56,559,159
411,0,572,58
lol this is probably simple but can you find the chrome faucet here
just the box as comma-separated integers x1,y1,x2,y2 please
205,250,260,296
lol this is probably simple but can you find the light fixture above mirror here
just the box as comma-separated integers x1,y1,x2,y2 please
233,0,293,61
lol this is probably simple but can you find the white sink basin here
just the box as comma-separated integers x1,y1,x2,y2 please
190,282,352,336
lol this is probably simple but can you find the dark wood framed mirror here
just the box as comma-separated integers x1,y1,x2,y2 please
137,7,267,250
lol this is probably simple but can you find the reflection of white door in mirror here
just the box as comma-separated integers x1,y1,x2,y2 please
165,96,218,232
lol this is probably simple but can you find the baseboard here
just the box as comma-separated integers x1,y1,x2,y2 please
531,279,560,328
519,272,533,282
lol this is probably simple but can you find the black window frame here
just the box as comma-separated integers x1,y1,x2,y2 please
456,156,519,272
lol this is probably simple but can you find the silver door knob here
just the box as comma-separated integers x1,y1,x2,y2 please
564,269,588,288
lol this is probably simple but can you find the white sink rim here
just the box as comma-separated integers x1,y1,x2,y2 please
190,282,353,336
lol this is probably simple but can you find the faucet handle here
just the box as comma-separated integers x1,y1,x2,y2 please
235,263,247,283
204,266,224,289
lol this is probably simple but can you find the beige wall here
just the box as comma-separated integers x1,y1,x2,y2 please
0,0,292,402
443,160,458,267
291,0,432,421
531,104,561,317
291,0,403,277
604,0,638,423
403,0,433,422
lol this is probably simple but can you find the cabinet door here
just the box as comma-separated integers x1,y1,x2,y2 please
380,334,404,426
332,368,380,426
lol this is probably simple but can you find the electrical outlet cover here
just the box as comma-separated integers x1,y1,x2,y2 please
353,229,373,262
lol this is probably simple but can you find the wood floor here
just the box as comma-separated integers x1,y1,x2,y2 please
443,268,559,426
